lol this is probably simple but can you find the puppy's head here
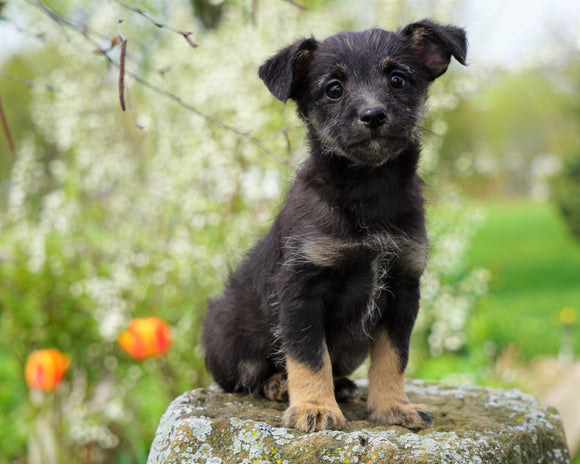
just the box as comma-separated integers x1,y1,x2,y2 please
259,20,467,166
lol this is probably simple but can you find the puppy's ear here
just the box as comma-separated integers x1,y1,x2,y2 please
258,38,318,103
402,19,467,80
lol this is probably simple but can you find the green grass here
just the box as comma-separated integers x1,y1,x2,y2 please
466,200,580,360
414,200,579,384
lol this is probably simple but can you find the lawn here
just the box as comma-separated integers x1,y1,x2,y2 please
414,199,580,383
466,200,580,361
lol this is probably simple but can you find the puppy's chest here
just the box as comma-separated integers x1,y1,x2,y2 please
289,231,427,277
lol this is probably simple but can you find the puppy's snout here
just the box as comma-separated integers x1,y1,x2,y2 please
359,107,388,129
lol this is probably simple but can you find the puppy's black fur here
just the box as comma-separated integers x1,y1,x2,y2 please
202,20,467,432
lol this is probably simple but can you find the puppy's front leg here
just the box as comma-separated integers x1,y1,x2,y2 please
368,327,434,429
277,272,345,432
367,270,434,429
284,342,346,432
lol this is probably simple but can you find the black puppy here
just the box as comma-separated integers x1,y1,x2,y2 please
203,19,467,432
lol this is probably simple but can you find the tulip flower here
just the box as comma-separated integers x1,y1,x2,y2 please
118,317,172,360
25,349,71,391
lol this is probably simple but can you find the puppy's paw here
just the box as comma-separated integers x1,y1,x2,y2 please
262,372,288,402
369,402,434,430
334,377,361,403
284,402,346,432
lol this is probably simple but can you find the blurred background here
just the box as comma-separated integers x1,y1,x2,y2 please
0,0,578,463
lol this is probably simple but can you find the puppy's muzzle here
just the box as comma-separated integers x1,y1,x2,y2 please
359,107,388,129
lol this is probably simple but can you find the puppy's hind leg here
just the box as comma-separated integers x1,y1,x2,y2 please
263,371,360,404
262,371,288,402
334,377,361,403
203,294,272,395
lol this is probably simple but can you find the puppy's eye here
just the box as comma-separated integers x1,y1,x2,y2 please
325,81,344,99
389,72,406,89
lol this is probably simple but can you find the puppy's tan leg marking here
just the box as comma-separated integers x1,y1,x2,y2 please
368,328,434,429
283,344,346,432
262,371,288,402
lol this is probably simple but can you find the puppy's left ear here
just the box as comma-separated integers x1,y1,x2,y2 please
402,19,467,80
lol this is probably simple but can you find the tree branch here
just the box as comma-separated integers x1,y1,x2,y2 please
0,70,58,92
107,0,127,111
112,0,198,48
281,0,306,11
0,89,15,154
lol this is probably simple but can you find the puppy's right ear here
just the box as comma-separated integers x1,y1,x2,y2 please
258,38,318,103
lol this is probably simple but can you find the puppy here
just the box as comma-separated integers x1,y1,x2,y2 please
202,19,467,432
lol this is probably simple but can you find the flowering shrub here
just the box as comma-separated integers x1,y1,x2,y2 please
0,0,486,462
417,197,490,358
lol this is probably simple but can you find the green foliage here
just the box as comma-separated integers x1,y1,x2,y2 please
190,0,224,29
552,157,580,240
550,60,580,241
437,65,579,199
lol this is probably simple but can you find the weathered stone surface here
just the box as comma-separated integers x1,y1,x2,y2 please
147,380,571,464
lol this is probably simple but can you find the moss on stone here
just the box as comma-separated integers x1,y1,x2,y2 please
148,380,571,464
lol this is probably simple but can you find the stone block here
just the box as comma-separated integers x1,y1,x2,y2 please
147,380,571,463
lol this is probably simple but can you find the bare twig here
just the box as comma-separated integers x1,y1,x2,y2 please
253,0,305,24
118,38,127,111
107,0,128,111
181,33,197,48
282,0,306,11
0,89,16,154
0,70,58,92
23,0,110,55
112,0,198,48
0,16,47,42
251,0,258,26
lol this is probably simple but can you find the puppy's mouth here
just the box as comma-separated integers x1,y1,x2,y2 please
343,135,409,166
314,118,411,167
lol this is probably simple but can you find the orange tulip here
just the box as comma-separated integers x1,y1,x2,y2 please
118,317,172,360
25,349,71,391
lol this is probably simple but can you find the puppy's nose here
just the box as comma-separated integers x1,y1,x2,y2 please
359,107,388,128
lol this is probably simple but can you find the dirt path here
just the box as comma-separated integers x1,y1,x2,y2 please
542,362,580,456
